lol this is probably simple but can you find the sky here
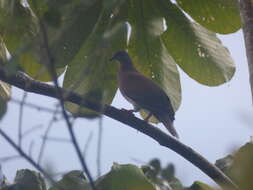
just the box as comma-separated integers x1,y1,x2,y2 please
0,29,252,187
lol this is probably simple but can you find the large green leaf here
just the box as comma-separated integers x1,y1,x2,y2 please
176,0,241,34
1,0,101,81
63,10,128,117
46,0,103,68
0,0,60,81
159,0,235,86
26,0,102,69
96,163,156,190
127,0,181,123
49,170,91,190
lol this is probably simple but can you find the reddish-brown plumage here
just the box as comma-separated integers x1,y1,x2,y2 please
110,51,179,138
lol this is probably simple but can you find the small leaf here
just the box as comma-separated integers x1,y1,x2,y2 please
149,159,161,173
49,170,91,190
14,169,47,190
176,0,241,34
96,163,156,190
158,0,235,86
141,165,157,182
215,154,234,174
143,160,183,190
188,181,214,190
161,164,175,181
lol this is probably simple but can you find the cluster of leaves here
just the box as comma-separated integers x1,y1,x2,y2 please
0,0,241,120
1,142,253,190
0,161,209,190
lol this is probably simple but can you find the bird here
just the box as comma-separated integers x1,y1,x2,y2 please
110,50,179,138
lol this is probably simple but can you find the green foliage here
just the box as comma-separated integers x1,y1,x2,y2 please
49,170,91,190
2,169,47,190
176,0,241,34
0,0,61,81
0,0,241,119
0,176,9,189
3,150,253,190
96,163,156,190
216,143,253,190
143,159,184,190
186,181,214,190
159,0,235,86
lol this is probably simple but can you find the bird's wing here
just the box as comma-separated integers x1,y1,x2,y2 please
120,72,175,121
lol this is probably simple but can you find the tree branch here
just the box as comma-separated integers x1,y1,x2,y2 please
240,0,253,103
0,70,238,190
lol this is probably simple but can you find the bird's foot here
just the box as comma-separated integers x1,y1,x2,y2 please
121,108,136,115
144,113,152,123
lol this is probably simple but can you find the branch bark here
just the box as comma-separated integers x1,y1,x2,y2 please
0,70,238,190
240,0,253,102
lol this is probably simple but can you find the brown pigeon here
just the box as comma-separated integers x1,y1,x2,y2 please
110,50,179,138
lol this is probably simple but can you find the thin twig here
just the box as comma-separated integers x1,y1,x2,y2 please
22,125,43,138
28,140,35,158
38,109,58,164
11,98,62,114
83,132,94,158
0,155,21,163
40,136,71,143
18,92,27,147
38,20,96,189
0,128,55,184
0,70,239,190
97,117,103,177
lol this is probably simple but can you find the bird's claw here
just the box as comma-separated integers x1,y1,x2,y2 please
144,113,152,123
121,108,135,115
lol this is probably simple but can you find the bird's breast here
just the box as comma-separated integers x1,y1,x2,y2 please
118,71,140,107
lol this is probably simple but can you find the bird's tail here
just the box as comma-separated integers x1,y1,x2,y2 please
160,117,179,139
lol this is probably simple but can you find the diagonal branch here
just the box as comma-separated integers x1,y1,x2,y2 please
0,70,238,190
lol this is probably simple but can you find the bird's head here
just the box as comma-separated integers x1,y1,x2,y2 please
110,50,131,63
110,50,135,71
